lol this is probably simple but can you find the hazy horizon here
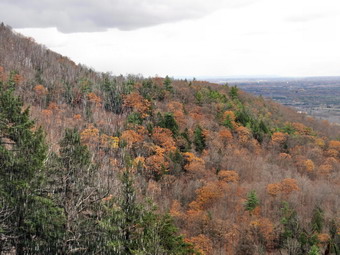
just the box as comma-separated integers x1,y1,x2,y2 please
2,0,339,78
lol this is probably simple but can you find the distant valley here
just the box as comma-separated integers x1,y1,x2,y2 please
208,77,340,125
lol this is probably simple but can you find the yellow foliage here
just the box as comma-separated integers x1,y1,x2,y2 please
100,134,119,149
133,156,145,168
80,125,99,145
304,159,315,172
314,137,325,147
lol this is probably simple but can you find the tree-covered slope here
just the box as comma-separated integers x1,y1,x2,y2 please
0,23,339,255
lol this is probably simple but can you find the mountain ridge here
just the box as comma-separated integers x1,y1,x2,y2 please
1,23,340,255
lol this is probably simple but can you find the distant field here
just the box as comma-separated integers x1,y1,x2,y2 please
211,77,340,125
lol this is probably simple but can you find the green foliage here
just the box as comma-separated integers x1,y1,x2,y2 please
79,78,92,94
223,114,234,129
194,125,206,153
139,79,165,101
101,75,132,114
236,107,252,127
280,202,299,240
194,91,203,105
0,78,64,253
164,75,173,93
329,219,340,254
169,150,185,175
127,112,143,125
100,171,195,254
158,112,179,136
308,245,320,255
194,88,227,105
229,85,239,100
311,206,324,233
235,106,271,143
281,123,296,134
244,190,259,213
250,119,270,143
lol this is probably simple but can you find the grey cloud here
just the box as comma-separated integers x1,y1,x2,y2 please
0,0,257,33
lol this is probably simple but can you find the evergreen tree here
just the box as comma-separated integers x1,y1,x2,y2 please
0,76,64,254
100,170,195,254
244,190,259,214
229,85,239,100
164,75,173,93
194,125,206,153
158,112,179,136
311,206,324,233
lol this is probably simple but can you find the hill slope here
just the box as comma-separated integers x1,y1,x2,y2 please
1,24,340,254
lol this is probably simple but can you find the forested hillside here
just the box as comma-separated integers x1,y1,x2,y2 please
0,23,339,255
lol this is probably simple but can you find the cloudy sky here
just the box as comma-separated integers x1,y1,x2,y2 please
3,0,340,77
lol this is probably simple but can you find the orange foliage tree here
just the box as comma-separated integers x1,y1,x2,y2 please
121,129,143,147
186,234,213,255
123,92,151,118
218,170,239,183
267,178,299,197
33,84,47,95
152,127,176,152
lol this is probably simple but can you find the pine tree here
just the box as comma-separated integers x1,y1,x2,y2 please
164,75,173,93
311,206,324,233
0,75,64,254
100,170,196,254
158,112,179,136
194,125,206,153
244,190,259,214
229,85,239,100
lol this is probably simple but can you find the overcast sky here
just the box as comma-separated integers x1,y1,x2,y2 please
3,0,340,77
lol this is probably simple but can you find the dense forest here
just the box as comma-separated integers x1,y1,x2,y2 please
0,23,340,255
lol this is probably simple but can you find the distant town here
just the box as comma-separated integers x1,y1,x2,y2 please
208,76,340,125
